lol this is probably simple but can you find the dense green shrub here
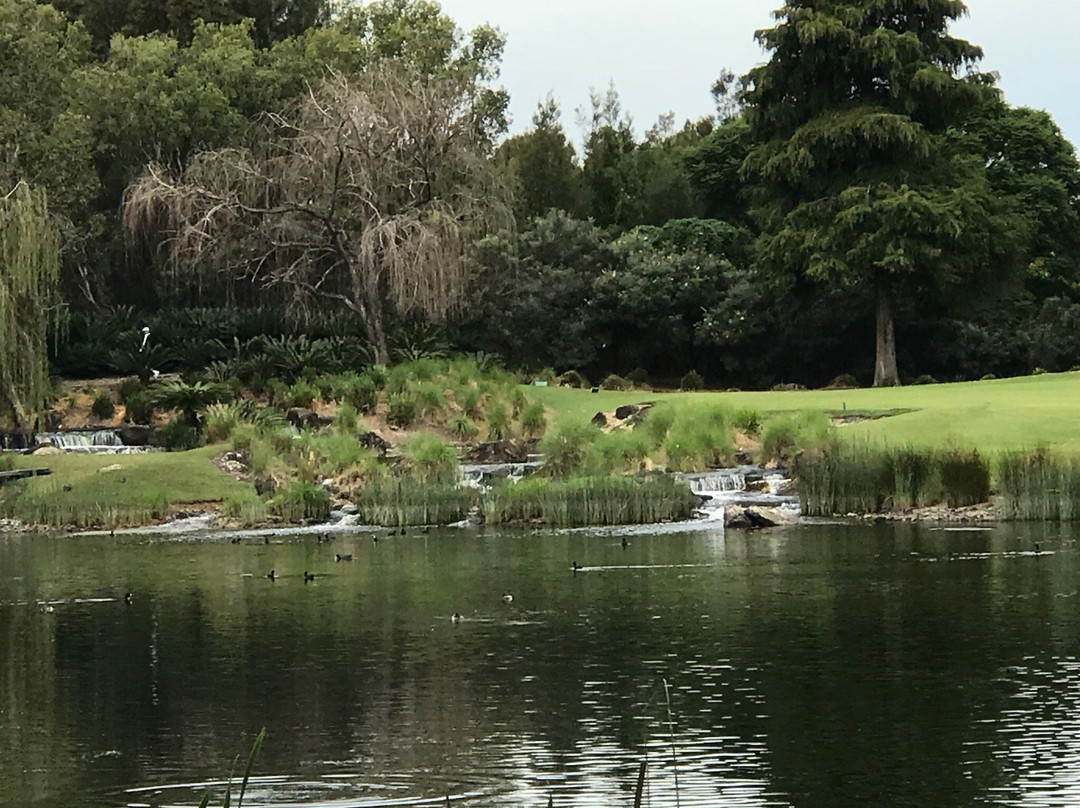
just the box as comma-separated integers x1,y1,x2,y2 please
558,370,590,389
487,404,510,441
157,418,201,451
600,373,630,391
123,393,154,424
401,434,459,484
627,367,649,387
446,413,479,441
90,391,115,420
520,400,547,437
680,370,705,390
116,377,144,404
387,393,418,428
539,422,599,478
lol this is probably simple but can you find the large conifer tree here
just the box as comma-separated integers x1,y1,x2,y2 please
741,0,1007,386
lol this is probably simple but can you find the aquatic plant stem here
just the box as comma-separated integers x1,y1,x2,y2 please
663,677,680,808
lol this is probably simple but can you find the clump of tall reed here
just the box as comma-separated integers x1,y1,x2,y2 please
0,481,171,529
483,475,698,527
354,478,477,527
998,450,1080,521
268,480,331,522
796,443,991,516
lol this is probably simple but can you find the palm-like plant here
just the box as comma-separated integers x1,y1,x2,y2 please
148,381,231,426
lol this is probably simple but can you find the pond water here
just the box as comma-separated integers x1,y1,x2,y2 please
2,520,1079,808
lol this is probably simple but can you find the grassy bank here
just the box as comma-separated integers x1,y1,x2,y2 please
1,446,251,529
530,371,1080,453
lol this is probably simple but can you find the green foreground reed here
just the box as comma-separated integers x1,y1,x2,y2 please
483,475,698,528
796,444,991,517
0,482,171,529
355,478,477,527
998,451,1080,520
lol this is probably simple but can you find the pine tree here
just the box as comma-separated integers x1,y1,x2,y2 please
741,0,1008,386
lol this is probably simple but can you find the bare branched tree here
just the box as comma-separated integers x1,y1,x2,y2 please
124,66,508,364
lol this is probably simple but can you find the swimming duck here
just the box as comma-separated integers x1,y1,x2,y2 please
571,561,581,573
335,553,353,562
621,537,629,548
502,593,514,604
123,592,132,605
303,571,316,583
452,612,462,623
266,569,276,581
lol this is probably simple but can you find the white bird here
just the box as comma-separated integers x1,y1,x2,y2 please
139,326,151,352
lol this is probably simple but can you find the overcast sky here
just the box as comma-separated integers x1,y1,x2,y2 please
438,0,1080,149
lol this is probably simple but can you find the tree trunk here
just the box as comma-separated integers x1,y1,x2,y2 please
874,277,901,387
346,272,390,366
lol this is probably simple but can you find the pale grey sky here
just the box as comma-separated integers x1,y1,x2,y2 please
439,0,1080,149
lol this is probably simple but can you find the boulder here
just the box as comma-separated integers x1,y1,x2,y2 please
118,425,156,446
724,505,798,530
357,431,391,456
465,439,535,464
591,411,609,427
286,408,332,431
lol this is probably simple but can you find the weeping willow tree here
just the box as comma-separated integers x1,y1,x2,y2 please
124,66,508,365
0,182,61,430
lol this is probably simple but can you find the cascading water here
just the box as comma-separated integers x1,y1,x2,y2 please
34,431,155,455
460,461,543,488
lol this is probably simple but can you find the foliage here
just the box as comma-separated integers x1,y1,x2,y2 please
538,422,599,478
998,451,1080,521
483,475,698,527
386,393,418,428
600,373,630,391
446,413,479,441
680,370,704,391
796,444,991,516
125,63,509,365
268,480,331,522
148,380,230,425
90,390,115,420
157,417,201,451
355,478,475,527
740,0,1021,387
0,182,63,429
401,433,459,484
519,400,547,437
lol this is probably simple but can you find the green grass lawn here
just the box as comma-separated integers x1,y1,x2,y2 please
5,445,252,528
529,372,1080,454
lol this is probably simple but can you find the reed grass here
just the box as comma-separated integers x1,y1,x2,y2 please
401,433,459,484
483,475,698,527
0,481,171,529
267,480,331,522
220,491,268,526
796,443,991,516
998,450,1080,520
354,478,477,526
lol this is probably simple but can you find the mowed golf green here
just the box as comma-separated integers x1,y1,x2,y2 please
529,372,1080,455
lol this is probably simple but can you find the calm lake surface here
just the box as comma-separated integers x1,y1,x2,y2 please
2,520,1079,808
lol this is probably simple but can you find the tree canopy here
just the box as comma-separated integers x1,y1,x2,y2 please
0,183,62,429
740,0,1021,386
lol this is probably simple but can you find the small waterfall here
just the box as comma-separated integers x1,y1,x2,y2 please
684,471,747,495
461,461,543,488
34,430,154,454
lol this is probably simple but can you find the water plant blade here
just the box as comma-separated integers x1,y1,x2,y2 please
236,728,265,808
